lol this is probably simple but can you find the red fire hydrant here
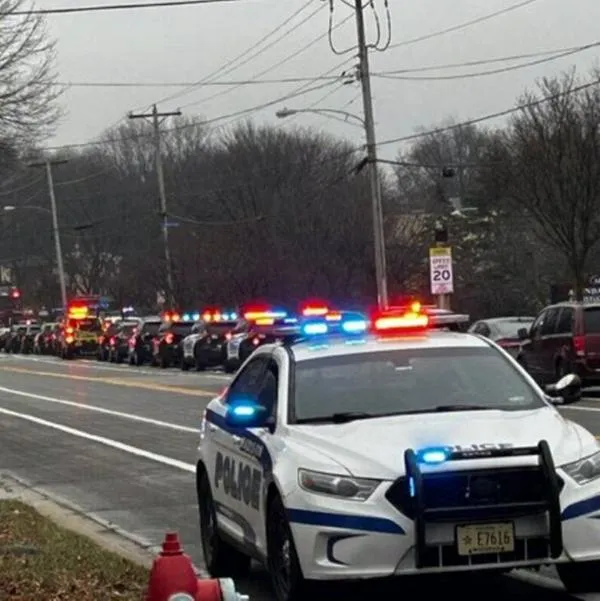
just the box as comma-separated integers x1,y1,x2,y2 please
146,532,249,601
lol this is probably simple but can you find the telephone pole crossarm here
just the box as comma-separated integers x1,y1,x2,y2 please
128,104,181,307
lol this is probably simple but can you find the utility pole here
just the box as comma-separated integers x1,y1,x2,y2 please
29,159,68,313
353,0,388,309
129,104,181,307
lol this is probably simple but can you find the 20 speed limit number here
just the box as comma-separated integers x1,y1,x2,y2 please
429,247,454,294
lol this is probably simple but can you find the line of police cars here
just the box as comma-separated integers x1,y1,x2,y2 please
0,300,472,374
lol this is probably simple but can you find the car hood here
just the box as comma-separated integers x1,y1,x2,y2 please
287,407,588,479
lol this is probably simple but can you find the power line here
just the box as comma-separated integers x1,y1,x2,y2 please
375,44,598,75
388,0,543,50
179,11,354,110
146,0,323,109
13,0,249,15
58,74,342,88
374,42,600,81
55,42,598,89
375,76,600,148
43,78,339,151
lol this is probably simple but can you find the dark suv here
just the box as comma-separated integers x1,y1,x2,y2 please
517,302,600,386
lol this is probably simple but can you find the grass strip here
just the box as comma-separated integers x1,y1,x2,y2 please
0,500,149,600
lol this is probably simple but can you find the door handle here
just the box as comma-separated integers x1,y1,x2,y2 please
208,424,217,432
232,435,242,445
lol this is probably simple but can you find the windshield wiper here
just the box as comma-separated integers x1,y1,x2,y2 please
296,411,387,424
424,404,494,413
296,405,497,424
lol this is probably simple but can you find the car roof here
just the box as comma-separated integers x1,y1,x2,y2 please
287,331,490,362
483,316,535,323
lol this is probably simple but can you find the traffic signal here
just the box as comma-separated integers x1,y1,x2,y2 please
434,220,448,243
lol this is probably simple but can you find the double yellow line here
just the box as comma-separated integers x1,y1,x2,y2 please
0,366,216,397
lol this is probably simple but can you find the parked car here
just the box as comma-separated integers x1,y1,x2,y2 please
517,302,600,386
469,316,535,357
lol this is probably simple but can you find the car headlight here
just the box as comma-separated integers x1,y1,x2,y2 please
298,468,380,501
562,451,600,485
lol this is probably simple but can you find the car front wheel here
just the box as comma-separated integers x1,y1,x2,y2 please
266,493,308,601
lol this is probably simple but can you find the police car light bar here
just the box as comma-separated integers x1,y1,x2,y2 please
299,311,368,337
373,302,429,332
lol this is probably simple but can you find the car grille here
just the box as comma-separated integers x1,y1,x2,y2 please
391,442,564,569
385,467,559,521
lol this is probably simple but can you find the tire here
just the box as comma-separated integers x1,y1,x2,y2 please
557,560,600,593
196,466,250,577
194,348,206,372
556,359,569,380
266,493,308,601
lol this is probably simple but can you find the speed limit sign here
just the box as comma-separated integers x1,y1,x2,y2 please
429,247,454,294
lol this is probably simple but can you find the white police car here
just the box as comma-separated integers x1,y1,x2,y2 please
195,303,600,601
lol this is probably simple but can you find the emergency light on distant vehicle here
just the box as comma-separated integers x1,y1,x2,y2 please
243,307,287,320
67,306,89,320
162,312,180,322
199,309,238,322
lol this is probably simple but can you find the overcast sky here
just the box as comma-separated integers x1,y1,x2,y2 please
43,0,600,158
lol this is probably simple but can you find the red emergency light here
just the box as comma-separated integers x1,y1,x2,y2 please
372,301,429,333
10,289,20,299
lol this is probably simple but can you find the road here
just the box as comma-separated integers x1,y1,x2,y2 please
1,353,600,601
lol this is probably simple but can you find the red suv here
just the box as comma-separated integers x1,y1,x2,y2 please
517,302,600,386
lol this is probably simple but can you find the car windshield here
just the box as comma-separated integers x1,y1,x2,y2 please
143,322,161,335
292,347,543,423
207,322,236,335
171,322,194,335
495,319,534,339
71,318,100,332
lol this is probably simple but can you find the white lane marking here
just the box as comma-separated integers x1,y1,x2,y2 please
0,405,196,472
7,354,232,380
0,385,200,434
559,406,600,413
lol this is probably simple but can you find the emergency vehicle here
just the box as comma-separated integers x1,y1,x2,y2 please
196,302,600,601
59,301,102,359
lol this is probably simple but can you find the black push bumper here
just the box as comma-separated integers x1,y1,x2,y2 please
385,441,563,568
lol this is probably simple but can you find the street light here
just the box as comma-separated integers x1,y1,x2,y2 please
276,103,389,307
3,203,67,311
276,106,365,128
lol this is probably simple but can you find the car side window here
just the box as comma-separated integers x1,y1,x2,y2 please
474,322,491,337
225,357,268,403
256,361,278,419
540,308,560,336
529,311,546,338
556,307,574,334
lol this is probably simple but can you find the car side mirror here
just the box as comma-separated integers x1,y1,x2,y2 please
517,327,529,340
224,400,269,428
545,373,582,405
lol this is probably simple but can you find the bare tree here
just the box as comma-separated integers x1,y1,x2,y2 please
0,1,62,142
503,70,600,299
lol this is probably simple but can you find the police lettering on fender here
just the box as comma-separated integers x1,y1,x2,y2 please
214,451,261,510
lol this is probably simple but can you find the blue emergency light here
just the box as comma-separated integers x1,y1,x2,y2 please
183,313,191,321
299,311,368,339
416,447,450,465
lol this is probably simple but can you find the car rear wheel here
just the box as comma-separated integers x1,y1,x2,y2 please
197,466,250,577
558,560,600,593
266,493,308,601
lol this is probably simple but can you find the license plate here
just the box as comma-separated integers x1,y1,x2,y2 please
456,522,515,556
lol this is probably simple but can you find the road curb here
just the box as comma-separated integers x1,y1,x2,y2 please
0,470,209,577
